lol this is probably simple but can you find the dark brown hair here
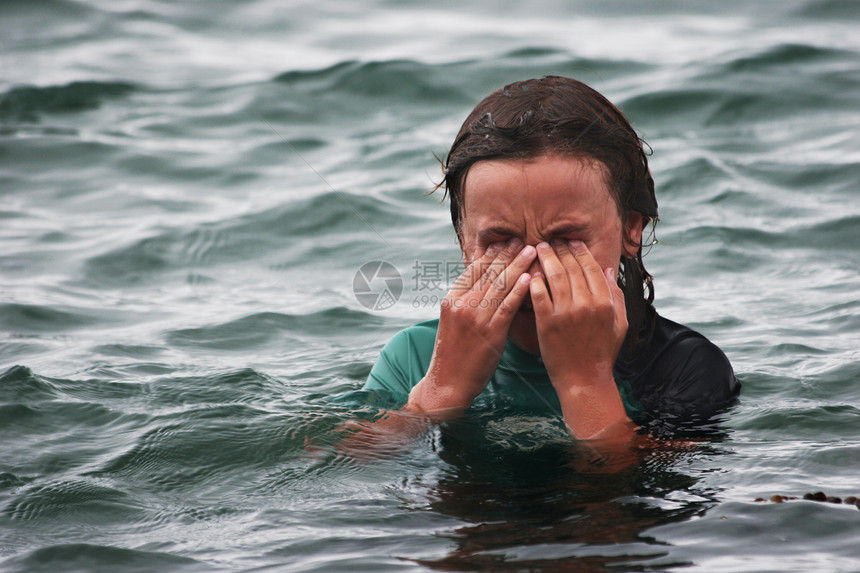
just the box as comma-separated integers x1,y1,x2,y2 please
439,76,659,349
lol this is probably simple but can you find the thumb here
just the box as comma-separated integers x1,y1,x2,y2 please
603,267,618,303
604,266,628,339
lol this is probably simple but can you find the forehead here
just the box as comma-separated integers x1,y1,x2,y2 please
461,156,618,231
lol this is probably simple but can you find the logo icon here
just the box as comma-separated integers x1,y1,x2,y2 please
353,261,402,311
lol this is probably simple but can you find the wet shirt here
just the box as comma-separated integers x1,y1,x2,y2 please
364,314,740,436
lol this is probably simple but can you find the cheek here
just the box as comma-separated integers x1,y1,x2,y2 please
460,240,480,265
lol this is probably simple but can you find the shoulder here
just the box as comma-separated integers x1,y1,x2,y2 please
617,314,740,433
381,319,439,358
363,319,438,397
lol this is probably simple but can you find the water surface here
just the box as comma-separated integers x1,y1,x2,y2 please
2,1,860,571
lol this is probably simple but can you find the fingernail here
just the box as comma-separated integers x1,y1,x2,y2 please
519,245,535,258
536,241,551,251
550,238,564,248
508,237,523,249
568,240,583,249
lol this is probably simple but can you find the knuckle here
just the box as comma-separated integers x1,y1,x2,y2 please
481,265,500,283
579,260,599,273
593,302,614,320
545,267,565,280
532,289,550,303
448,299,467,314
495,300,513,317
540,319,563,336
452,273,472,291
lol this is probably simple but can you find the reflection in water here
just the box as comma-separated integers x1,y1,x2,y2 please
413,413,722,572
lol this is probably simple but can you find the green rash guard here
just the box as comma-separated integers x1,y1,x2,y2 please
364,318,645,418
363,315,740,436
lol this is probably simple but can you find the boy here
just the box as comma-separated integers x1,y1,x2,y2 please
363,76,739,443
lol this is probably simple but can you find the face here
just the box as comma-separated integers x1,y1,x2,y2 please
459,155,643,355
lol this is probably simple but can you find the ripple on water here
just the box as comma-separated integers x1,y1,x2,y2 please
163,307,384,351
4,479,140,524
1,1,859,571
77,191,417,288
1,543,208,573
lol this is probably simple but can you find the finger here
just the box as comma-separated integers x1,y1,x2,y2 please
454,241,505,293
467,240,504,265
603,266,617,304
569,240,610,300
484,244,537,299
474,238,523,293
529,270,553,316
551,238,585,295
536,242,570,306
490,272,532,327
604,266,628,333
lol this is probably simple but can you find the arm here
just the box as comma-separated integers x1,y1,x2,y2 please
342,239,536,455
531,240,638,444
629,325,740,437
406,238,536,417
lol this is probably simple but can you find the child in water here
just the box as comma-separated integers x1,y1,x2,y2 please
362,76,739,444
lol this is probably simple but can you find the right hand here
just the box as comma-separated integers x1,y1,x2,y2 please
405,238,537,417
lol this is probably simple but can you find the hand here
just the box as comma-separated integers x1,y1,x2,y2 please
406,238,536,418
530,239,634,440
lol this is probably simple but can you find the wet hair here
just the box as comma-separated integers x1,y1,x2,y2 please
438,76,659,349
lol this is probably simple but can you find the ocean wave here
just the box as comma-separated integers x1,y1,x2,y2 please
620,41,860,127
274,59,465,103
722,43,859,73
734,402,860,436
164,307,383,351
0,81,136,124
80,191,417,286
0,365,59,402
0,303,134,334
1,543,207,573
792,0,860,19
4,479,137,522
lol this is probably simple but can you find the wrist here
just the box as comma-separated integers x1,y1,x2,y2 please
405,372,480,419
552,371,632,440
549,362,615,392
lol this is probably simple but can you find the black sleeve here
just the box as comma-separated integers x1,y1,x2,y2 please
616,315,741,437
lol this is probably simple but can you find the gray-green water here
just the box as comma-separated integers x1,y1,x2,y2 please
2,1,860,571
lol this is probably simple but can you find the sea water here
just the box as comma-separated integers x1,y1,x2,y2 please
2,0,860,571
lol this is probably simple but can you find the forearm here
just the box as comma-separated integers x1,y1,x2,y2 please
555,375,637,442
338,374,477,459
405,373,479,419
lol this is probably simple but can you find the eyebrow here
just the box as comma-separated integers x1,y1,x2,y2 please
476,226,519,243
476,223,590,243
544,223,590,239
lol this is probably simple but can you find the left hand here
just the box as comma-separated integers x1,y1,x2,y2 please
529,239,633,440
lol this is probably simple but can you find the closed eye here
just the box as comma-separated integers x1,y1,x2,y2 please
545,224,589,244
477,226,518,246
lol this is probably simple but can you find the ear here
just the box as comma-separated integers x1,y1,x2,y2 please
622,212,645,257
